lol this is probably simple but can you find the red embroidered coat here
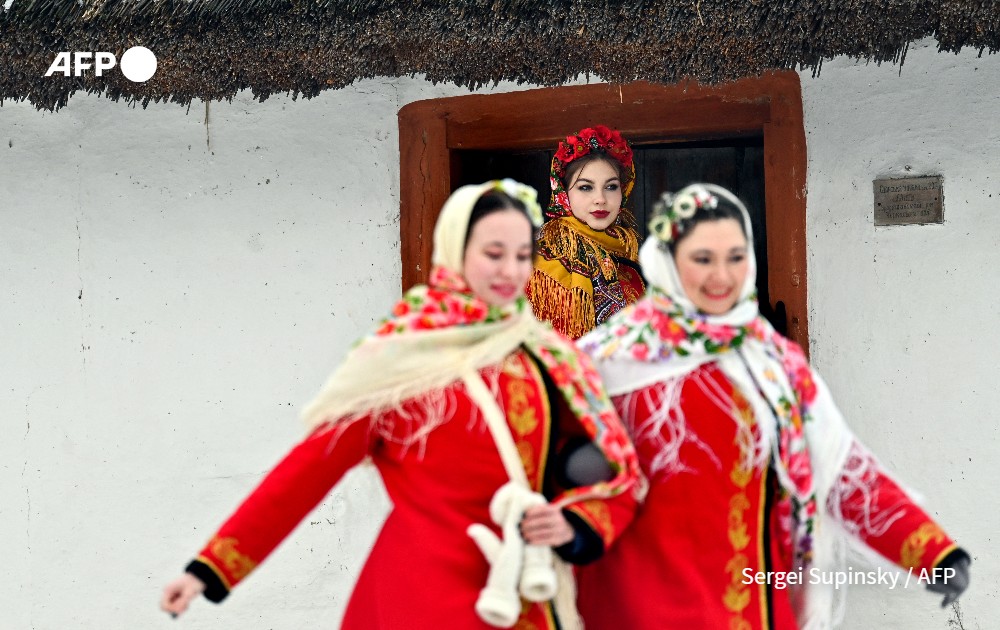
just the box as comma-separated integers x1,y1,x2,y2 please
187,350,637,629
576,363,963,630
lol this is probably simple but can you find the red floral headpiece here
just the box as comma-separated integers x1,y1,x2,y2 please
548,125,636,219
553,125,634,175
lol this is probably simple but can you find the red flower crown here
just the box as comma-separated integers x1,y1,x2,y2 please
553,125,634,176
546,124,637,220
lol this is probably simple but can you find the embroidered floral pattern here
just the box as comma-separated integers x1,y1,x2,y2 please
581,288,754,360
206,536,257,584
900,522,948,569
374,267,508,336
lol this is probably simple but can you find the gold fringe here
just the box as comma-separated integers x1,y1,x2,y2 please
538,219,581,262
526,270,595,339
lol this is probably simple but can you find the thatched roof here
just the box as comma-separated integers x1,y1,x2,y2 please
2,0,998,111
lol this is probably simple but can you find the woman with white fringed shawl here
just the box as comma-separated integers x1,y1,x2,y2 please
160,180,642,630
575,183,970,629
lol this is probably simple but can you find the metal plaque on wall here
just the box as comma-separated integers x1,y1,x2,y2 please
873,176,943,226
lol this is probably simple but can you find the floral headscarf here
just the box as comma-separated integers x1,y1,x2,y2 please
547,124,636,219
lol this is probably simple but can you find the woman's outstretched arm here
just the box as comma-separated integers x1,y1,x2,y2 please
160,417,372,618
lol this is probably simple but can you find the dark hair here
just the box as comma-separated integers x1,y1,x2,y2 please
464,190,538,252
667,193,747,254
563,152,630,192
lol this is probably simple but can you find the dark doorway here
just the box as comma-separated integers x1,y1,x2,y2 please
453,137,786,336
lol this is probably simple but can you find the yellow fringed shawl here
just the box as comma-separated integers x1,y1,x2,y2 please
527,215,641,339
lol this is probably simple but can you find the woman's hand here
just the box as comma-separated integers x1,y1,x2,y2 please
520,504,574,547
160,573,206,618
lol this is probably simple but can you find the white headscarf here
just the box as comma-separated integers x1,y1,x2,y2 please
640,183,760,326
582,183,763,396
302,181,544,430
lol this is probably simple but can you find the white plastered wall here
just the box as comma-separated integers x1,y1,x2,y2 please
1,39,995,629
802,40,998,629
0,80,406,629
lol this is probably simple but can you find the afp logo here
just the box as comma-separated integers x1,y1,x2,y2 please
44,46,157,82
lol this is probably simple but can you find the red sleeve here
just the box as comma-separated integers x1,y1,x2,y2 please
833,442,959,571
543,378,638,552
189,418,373,598
557,391,640,551
564,491,639,551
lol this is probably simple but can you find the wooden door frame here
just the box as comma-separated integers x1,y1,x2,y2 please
398,73,809,352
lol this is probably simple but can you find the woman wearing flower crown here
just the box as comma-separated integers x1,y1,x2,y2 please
525,125,645,339
160,180,641,630
574,183,970,629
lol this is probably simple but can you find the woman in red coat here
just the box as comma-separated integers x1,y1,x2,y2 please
576,183,970,629
160,180,641,629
